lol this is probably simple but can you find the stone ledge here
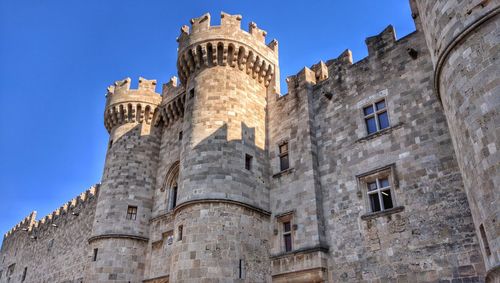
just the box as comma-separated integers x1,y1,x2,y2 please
143,274,169,283
173,198,271,217
150,210,174,223
270,245,329,260
360,206,405,221
88,233,149,243
355,122,404,143
272,167,295,179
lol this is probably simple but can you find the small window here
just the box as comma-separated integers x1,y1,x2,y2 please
189,88,195,99
358,165,397,214
171,185,178,210
479,224,491,256
238,259,245,279
283,221,292,252
126,206,137,220
363,99,390,135
108,139,113,149
178,225,183,241
245,154,253,171
279,142,289,171
21,267,27,282
93,248,98,262
179,131,183,141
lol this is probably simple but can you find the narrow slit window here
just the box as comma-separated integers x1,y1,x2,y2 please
279,142,289,171
479,224,491,256
178,225,183,241
283,221,292,252
108,139,113,149
179,131,183,141
93,248,98,262
21,267,27,282
171,185,178,209
363,99,390,135
189,88,195,99
126,206,137,220
245,154,253,171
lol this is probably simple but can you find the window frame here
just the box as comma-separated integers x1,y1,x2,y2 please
276,212,294,253
363,99,390,135
357,164,398,214
126,205,138,220
278,141,290,172
245,154,253,171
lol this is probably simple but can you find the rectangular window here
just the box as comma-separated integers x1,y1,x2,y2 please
171,185,178,210
238,259,245,279
245,154,253,171
21,267,27,282
479,224,491,256
93,248,98,262
189,88,195,99
283,221,292,252
179,131,183,141
126,206,137,220
363,99,390,135
367,177,393,212
178,225,183,241
358,165,397,214
279,142,289,171
108,139,113,149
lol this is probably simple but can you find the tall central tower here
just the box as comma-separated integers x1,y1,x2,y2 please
170,12,279,281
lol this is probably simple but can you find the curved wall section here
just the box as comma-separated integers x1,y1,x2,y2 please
413,1,500,278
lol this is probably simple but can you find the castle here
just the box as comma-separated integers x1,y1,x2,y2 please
1,0,499,282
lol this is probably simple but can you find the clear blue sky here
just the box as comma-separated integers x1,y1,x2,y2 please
0,1,414,235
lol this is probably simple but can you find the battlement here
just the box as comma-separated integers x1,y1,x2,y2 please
104,77,162,132
3,185,99,239
151,76,186,128
176,12,279,89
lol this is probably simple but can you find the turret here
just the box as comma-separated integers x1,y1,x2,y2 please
169,12,278,282
87,77,162,282
410,1,500,280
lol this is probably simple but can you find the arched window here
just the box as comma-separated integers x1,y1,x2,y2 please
162,161,180,211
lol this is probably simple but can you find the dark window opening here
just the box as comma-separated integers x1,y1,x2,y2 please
479,224,491,256
238,259,244,279
178,225,183,241
279,143,289,171
93,248,98,262
126,206,137,220
367,177,393,212
21,267,27,282
179,131,183,141
283,221,292,252
171,185,178,209
108,140,113,149
363,99,390,135
245,154,253,171
189,88,195,99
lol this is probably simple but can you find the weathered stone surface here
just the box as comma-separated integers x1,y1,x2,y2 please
1,3,498,282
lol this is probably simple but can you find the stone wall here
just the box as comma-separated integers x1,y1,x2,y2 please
0,186,97,283
412,0,500,278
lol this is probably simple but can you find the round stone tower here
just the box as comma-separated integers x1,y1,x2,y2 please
411,1,500,280
170,12,279,282
87,77,162,282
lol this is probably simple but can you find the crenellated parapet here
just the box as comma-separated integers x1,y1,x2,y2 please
3,185,99,239
3,211,37,238
104,77,162,133
176,12,279,88
153,76,186,127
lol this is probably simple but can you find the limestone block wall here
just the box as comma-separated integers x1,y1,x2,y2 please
0,186,97,283
87,78,162,282
412,1,500,278
312,27,485,281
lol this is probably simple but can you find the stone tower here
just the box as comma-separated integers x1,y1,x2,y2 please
170,12,279,281
411,0,500,281
87,78,162,282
